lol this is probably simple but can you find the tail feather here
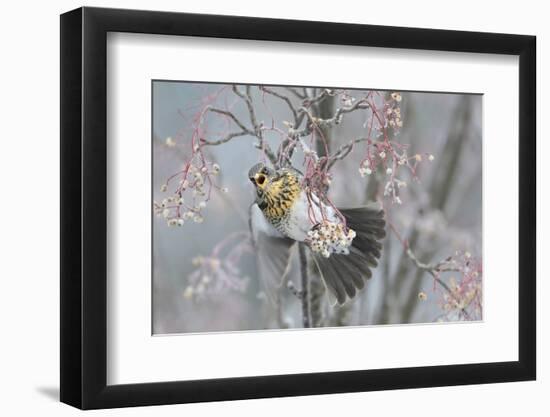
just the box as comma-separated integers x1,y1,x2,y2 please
344,249,372,281
332,253,366,290
353,237,382,259
320,258,349,304
312,204,385,305
324,257,357,299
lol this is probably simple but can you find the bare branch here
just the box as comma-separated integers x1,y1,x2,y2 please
285,87,306,100
298,243,311,327
402,246,470,319
254,140,278,165
200,131,250,146
259,86,299,126
232,85,259,131
304,88,331,108
204,88,278,166
328,137,371,169
208,107,252,134
330,99,371,124
296,99,371,139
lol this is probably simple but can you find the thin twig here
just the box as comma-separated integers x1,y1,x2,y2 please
295,100,370,140
208,107,252,134
232,85,259,131
285,87,306,100
404,248,460,293
403,244,470,320
200,131,250,146
304,88,331,107
330,99,371,124
259,86,299,126
385,217,470,319
327,137,371,169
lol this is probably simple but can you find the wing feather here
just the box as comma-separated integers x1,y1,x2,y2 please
249,204,295,304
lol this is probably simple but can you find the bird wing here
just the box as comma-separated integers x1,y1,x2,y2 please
249,203,295,304
311,204,386,305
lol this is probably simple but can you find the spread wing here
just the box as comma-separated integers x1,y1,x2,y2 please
249,203,295,304
311,204,385,305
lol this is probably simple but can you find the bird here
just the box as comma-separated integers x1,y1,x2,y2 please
248,162,386,305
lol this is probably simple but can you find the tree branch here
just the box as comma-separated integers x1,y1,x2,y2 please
232,85,259,131
304,88,331,108
200,131,250,146
259,86,300,126
295,99,371,139
329,99,371,124
298,243,311,328
207,96,278,166
208,107,252,134
402,244,470,319
285,87,306,100
327,137,371,169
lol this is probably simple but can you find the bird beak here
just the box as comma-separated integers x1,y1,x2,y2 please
249,175,256,185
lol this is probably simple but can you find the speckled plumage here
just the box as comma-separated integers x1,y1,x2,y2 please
250,166,306,237
261,169,301,223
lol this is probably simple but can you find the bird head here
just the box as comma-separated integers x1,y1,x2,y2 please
248,163,275,191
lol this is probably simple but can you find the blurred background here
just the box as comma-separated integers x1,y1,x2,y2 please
152,81,482,334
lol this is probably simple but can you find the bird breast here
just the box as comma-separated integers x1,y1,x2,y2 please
260,171,301,222
281,192,314,241
259,170,339,242
282,192,338,242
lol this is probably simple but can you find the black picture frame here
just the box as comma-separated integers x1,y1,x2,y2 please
60,6,536,410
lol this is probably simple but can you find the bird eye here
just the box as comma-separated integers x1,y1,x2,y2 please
256,174,266,185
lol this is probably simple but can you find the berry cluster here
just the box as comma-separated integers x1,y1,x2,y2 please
353,90,435,205
154,157,225,227
307,221,356,258
387,92,403,129
439,252,482,320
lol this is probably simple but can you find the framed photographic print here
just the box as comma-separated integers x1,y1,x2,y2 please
60,6,536,409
